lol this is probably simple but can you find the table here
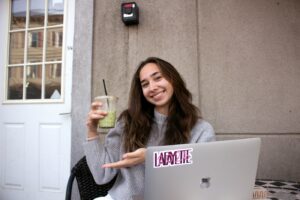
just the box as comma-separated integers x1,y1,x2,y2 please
255,179,300,200
133,179,300,200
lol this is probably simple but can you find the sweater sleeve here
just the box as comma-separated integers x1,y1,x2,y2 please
83,121,123,184
190,119,216,143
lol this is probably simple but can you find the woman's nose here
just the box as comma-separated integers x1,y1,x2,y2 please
149,81,157,91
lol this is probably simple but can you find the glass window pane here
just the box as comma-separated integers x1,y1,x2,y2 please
29,0,45,28
45,63,61,99
27,30,43,63
8,66,24,100
48,0,64,26
46,28,62,61
7,0,65,102
9,31,25,64
11,0,26,30
26,65,42,99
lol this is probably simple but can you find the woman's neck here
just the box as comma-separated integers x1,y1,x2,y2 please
155,107,168,116
154,109,167,124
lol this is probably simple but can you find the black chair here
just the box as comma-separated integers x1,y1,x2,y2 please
65,156,117,200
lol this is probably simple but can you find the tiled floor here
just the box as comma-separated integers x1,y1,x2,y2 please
255,179,300,200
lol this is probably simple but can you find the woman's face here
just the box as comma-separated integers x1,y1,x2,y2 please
139,63,174,115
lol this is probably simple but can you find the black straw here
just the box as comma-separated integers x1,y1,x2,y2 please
103,79,108,96
102,79,109,107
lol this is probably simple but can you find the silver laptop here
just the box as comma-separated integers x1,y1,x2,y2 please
144,138,261,200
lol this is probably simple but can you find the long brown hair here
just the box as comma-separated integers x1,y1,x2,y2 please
119,57,201,152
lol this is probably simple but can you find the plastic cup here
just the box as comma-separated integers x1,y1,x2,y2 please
94,96,118,133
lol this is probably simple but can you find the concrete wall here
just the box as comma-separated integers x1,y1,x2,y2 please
199,0,300,133
198,0,300,181
72,0,94,199
73,0,300,185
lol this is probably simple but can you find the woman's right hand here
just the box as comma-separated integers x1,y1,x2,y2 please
86,101,107,138
102,148,147,169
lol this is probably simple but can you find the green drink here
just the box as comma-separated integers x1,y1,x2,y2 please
98,111,116,128
94,95,118,133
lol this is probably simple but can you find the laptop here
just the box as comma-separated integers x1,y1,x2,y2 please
144,138,261,200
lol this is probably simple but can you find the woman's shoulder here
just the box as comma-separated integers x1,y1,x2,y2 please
190,119,215,142
193,119,214,131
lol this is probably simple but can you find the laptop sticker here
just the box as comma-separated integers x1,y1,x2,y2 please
153,148,193,168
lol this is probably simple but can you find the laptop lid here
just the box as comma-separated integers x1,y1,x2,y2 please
144,138,261,200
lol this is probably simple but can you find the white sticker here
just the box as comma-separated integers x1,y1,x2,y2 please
123,13,134,18
153,148,193,168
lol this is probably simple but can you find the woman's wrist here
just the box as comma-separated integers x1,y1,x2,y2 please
87,129,98,139
86,135,99,141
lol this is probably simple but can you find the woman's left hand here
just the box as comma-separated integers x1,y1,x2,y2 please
102,148,146,169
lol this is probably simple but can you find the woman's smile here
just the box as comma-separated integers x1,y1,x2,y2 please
151,90,164,99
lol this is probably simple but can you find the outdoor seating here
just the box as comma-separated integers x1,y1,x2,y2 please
65,156,117,200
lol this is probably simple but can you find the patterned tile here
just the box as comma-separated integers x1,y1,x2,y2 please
255,179,300,200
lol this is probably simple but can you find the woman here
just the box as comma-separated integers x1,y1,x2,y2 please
84,57,215,200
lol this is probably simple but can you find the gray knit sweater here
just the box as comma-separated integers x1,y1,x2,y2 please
83,111,215,200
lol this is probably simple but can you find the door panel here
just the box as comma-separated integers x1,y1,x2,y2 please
3,123,25,190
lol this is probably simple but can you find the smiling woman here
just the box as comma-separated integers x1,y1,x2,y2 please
84,57,216,200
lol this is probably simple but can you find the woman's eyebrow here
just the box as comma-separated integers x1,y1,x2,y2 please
151,72,160,77
140,71,160,84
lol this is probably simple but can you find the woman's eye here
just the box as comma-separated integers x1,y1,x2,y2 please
141,83,149,88
154,76,162,81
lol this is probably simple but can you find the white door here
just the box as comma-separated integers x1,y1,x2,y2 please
0,0,74,200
